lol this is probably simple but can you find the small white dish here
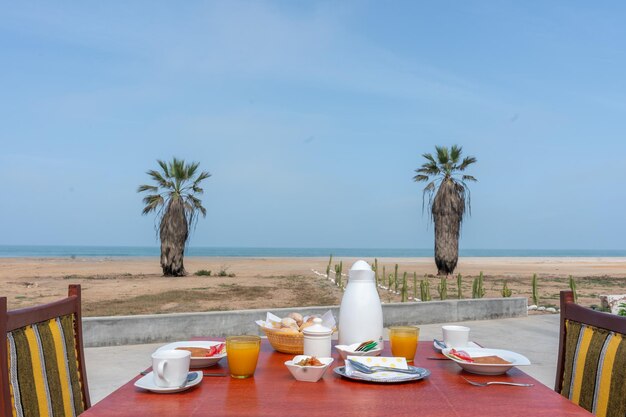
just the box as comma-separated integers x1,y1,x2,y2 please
433,339,481,353
442,347,531,375
156,341,226,368
284,355,334,382
134,371,202,393
335,342,383,360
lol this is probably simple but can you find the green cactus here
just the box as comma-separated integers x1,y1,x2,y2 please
437,277,448,300
382,266,387,289
569,275,577,303
413,272,418,300
472,272,485,299
531,273,538,306
394,264,399,292
502,281,512,297
374,258,379,285
457,273,463,299
326,254,333,277
335,261,344,289
401,272,408,302
420,277,431,302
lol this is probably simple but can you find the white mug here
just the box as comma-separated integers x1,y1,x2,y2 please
151,349,191,388
442,325,470,349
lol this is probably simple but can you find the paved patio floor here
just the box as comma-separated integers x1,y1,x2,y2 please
85,314,559,404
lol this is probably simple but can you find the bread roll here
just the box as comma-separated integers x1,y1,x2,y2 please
299,321,314,332
288,312,303,326
281,317,297,328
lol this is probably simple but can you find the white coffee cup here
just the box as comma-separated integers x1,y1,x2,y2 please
151,349,191,388
442,325,470,348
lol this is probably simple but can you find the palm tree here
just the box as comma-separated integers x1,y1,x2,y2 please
138,158,211,276
413,145,477,276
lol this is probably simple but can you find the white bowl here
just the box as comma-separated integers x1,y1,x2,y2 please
156,341,227,368
335,342,383,360
284,355,334,382
442,347,531,375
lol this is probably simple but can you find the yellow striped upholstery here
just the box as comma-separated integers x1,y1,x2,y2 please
7,314,85,417
561,320,626,417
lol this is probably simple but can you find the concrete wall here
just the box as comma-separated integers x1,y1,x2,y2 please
82,297,527,347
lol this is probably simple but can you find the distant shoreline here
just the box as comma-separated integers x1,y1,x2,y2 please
2,245,626,258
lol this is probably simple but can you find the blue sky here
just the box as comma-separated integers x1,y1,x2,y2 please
1,1,625,249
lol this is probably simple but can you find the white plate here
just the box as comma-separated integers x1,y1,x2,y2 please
335,343,383,360
334,365,430,383
156,341,226,368
134,371,202,393
433,339,482,353
442,347,531,375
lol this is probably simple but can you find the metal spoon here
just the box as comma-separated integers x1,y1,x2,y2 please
347,359,421,375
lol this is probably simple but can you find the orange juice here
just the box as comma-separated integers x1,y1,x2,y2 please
389,326,419,362
226,336,261,378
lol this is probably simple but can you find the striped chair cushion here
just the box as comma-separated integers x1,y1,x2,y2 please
7,314,85,417
561,320,626,417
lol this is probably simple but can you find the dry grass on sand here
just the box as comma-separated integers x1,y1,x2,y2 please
2,257,625,316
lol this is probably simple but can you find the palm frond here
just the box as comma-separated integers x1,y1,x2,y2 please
193,171,211,186
435,146,449,165
422,153,437,165
157,160,170,178
413,174,429,182
141,194,164,214
458,156,477,171
450,145,462,164
137,184,158,193
147,170,172,189
185,195,207,216
462,175,477,182
417,161,440,175
186,162,199,180
423,181,436,193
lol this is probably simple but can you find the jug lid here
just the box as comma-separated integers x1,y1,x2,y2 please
303,318,332,336
348,260,375,282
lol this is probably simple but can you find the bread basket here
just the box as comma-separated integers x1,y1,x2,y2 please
261,327,304,354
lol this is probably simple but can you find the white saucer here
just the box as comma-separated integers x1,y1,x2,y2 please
433,340,481,353
134,371,203,393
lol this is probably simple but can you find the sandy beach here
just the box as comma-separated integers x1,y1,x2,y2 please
2,256,625,315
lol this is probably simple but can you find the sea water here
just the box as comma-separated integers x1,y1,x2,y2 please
0,245,625,258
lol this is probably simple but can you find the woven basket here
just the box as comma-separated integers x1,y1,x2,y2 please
261,327,303,354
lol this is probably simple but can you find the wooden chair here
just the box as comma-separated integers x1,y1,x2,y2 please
556,290,626,417
1,285,91,417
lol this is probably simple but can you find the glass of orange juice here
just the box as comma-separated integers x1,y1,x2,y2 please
226,335,261,379
389,326,419,362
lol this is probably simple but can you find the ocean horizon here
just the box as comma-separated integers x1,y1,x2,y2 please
0,245,625,258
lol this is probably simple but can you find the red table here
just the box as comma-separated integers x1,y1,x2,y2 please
82,339,592,417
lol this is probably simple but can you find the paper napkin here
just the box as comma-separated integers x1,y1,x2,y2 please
345,356,414,381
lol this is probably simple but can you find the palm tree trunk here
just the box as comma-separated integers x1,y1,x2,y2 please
160,198,188,276
432,179,464,276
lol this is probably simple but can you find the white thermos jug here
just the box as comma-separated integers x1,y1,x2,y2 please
338,260,384,346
